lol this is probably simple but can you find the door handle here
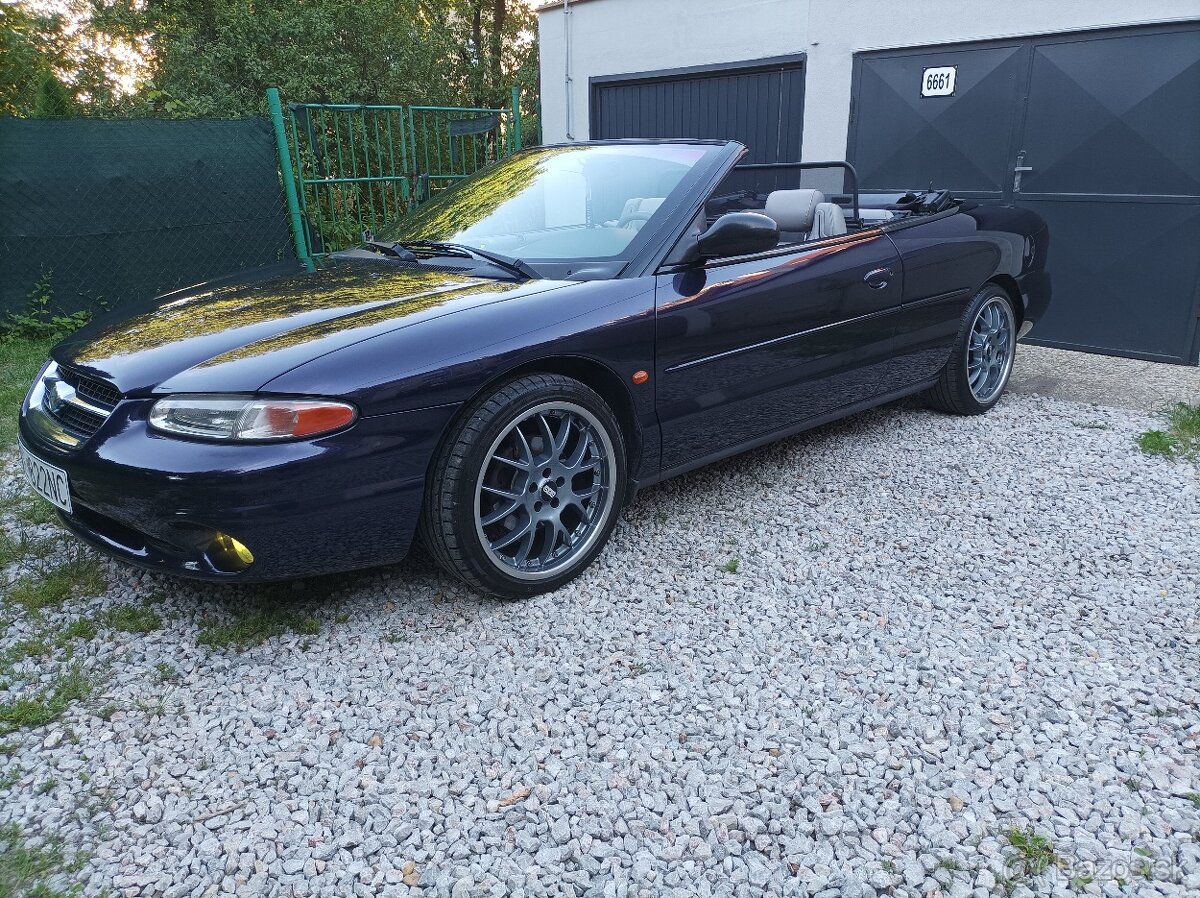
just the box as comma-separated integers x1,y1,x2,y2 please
864,267,892,289
1014,150,1033,192
1013,165,1033,192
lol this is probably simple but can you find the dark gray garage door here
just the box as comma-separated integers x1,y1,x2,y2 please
848,23,1200,364
591,55,805,164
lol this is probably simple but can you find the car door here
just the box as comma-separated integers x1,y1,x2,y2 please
654,231,906,472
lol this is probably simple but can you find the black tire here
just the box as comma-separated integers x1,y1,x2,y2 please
420,373,627,598
926,284,1017,415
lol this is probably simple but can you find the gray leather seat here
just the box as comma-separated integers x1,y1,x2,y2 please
764,188,848,242
605,197,665,231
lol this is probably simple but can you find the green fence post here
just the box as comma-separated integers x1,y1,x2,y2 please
511,85,523,151
266,87,315,272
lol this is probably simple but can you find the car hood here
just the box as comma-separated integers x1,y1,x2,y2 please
52,260,570,395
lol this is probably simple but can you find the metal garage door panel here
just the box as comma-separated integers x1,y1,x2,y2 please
851,45,1026,196
1020,29,1200,196
1017,199,1200,360
1017,25,1200,362
592,62,805,164
850,24,1200,363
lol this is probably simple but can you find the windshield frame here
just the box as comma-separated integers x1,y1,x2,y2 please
378,140,736,279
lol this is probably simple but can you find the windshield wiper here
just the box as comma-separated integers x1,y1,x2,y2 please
361,240,418,262
399,240,539,280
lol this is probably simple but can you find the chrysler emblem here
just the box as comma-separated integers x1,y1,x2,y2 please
46,377,76,414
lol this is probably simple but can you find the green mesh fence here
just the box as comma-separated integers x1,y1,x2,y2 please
0,117,296,318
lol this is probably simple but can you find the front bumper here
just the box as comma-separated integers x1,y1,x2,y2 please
19,395,460,581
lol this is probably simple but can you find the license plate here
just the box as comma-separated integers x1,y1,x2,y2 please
18,441,72,513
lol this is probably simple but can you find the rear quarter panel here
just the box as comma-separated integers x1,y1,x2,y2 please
887,206,1045,384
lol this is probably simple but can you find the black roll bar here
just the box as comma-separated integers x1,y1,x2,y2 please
732,161,862,225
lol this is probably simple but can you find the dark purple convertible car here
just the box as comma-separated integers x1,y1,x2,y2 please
19,140,1049,597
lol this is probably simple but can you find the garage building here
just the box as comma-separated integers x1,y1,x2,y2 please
535,1,1200,364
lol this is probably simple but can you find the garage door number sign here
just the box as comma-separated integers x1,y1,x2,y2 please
921,66,957,97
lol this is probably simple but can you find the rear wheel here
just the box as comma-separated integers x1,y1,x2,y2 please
421,374,626,598
927,284,1017,415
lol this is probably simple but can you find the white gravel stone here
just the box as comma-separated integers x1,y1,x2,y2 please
1,394,1198,897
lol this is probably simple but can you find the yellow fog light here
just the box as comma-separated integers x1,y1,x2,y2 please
210,532,254,571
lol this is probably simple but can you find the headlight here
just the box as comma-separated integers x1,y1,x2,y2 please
148,395,357,442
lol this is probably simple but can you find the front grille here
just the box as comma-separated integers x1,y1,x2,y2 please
47,401,108,437
61,368,122,408
41,365,122,442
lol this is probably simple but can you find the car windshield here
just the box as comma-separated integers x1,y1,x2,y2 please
377,143,721,262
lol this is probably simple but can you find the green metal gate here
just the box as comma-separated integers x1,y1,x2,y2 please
267,87,523,266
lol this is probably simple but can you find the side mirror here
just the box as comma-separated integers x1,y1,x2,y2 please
676,212,780,264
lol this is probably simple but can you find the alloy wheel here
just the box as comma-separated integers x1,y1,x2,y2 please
966,296,1015,403
474,401,617,581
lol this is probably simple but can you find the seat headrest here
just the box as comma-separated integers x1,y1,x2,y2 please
765,189,824,233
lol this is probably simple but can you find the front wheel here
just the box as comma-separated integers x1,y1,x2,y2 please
420,374,627,598
926,285,1017,415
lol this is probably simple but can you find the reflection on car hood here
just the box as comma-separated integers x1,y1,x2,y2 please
52,260,569,395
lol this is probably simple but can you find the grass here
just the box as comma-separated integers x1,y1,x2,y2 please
10,494,59,529
0,336,54,450
1138,402,1200,460
0,618,96,682
133,695,169,717
719,558,740,573
1003,826,1062,880
0,532,55,571
0,639,50,683
197,605,320,651
153,662,178,684
0,663,94,735
55,618,97,645
97,604,161,634
5,555,107,616
0,822,82,898
1185,793,1200,810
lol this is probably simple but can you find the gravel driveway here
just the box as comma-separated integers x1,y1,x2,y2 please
2,394,1198,898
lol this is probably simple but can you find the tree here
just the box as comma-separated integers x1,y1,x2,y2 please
85,0,537,117
433,0,539,110
3,0,540,130
0,2,74,117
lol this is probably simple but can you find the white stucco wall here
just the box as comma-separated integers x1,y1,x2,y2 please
537,0,1200,159
537,0,813,141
